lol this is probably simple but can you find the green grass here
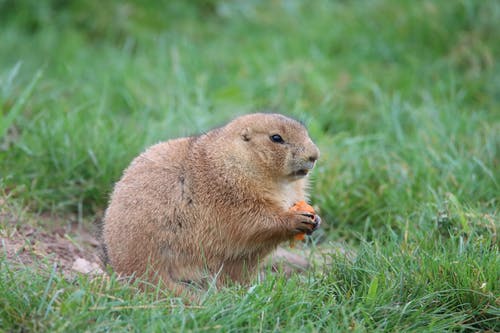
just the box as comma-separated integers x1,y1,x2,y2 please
1,0,499,331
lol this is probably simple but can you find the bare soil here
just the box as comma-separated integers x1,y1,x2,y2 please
0,200,103,277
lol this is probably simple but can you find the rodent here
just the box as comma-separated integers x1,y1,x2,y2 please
102,113,320,296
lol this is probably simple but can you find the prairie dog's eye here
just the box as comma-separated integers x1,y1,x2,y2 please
270,134,285,144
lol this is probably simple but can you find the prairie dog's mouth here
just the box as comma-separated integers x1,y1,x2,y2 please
291,169,310,177
288,161,315,179
289,167,313,179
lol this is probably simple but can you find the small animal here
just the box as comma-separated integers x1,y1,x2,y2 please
103,113,320,296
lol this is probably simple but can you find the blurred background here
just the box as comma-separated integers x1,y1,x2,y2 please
1,0,498,242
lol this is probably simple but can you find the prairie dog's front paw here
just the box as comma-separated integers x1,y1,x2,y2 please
289,201,321,238
288,212,319,235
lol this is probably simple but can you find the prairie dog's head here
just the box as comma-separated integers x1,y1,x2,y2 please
223,113,319,181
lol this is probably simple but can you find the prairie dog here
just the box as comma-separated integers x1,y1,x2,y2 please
103,113,320,295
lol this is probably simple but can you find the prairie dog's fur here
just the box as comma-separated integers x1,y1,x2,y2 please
103,113,320,295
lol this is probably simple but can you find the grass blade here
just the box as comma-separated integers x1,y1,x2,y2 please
0,68,43,139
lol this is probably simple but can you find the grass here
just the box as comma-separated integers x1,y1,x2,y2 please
1,0,499,331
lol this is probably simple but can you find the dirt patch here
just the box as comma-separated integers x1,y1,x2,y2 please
0,202,103,277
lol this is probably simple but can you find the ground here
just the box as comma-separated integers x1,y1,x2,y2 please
1,198,102,278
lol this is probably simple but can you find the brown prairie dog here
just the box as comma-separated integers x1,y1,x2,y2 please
103,113,320,296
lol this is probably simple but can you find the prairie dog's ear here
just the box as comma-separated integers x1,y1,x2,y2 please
241,127,251,141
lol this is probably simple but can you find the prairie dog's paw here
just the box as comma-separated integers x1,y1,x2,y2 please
286,211,319,236
289,201,321,238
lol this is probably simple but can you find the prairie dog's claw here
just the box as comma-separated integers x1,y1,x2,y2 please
313,215,321,230
301,212,315,219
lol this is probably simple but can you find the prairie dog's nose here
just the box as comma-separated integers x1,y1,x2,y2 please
308,147,319,163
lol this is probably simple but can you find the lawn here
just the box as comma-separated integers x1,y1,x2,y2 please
1,0,499,332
